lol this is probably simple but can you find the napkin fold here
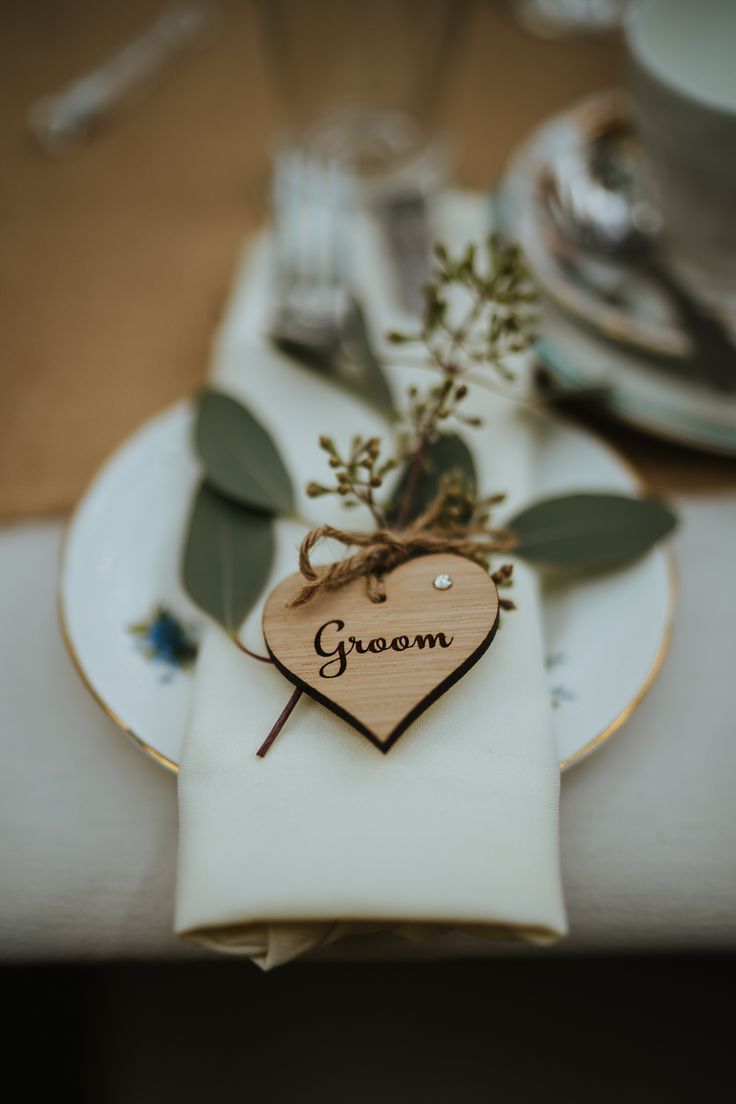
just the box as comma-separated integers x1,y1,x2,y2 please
175,194,567,968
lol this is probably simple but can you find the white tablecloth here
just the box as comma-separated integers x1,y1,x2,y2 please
1,495,734,961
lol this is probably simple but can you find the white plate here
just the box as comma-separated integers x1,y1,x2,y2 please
59,400,674,773
498,90,736,456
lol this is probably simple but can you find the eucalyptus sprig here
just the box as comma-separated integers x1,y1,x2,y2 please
386,236,535,527
389,235,536,378
305,434,396,527
294,238,535,535
183,236,677,646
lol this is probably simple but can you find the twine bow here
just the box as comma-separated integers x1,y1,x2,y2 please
290,482,517,606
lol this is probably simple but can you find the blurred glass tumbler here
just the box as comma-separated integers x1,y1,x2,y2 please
255,0,472,193
626,0,736,291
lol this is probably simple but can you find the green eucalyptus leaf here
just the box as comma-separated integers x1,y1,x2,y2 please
195,390,294,516
342,300,394,415
182,482,274,634
388,433,477,524
507,492,677,568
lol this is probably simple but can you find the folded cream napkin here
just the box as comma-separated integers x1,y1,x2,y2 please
175,194,567,968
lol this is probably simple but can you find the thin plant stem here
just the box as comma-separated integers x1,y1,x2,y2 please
393,446,425,531
233,638,272,664
256,687,303,758
394,378,451,528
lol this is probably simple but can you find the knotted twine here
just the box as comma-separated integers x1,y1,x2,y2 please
290,481,517,607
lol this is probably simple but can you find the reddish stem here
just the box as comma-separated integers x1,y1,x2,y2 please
394,379,451,530
234,638,273,664
234,634,302,757
256,687,303,758
393,444,426,531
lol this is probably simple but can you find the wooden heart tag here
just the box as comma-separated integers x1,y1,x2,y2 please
262,553,499,752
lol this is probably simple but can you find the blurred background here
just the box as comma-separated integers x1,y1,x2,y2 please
3,0,734,523
3,1,735,1099
0,0,639,521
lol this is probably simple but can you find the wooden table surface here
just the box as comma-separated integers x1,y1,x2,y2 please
2,0,735,521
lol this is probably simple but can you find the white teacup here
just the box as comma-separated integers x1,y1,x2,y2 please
626,0,736,290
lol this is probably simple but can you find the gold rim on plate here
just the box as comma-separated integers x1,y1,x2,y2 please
57,402,676,774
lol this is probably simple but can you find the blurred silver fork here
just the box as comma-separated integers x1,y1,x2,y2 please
271,149,355,363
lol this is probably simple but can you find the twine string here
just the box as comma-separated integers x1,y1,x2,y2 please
290,482,516,606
